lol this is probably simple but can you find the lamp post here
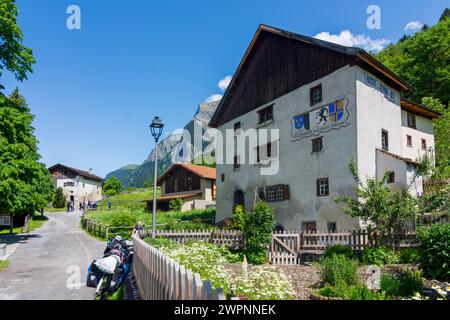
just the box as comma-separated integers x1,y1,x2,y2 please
150,116,164,238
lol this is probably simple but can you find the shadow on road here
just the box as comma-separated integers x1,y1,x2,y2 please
0,234,42,246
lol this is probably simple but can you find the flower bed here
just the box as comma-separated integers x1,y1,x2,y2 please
145,237,295,300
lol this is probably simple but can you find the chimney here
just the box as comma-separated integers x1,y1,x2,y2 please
88,168,93,174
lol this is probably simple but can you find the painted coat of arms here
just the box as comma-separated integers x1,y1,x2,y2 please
290,98,350,141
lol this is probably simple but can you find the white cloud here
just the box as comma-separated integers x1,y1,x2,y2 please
204,94,223,103
404,21,423,32
218,75,232,92
314,30,390,53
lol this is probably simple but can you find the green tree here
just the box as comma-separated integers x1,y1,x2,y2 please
0,0,35,91
375,13,450,105
335,159,417,247
53,187,66,209
102,176,122,194
0,89,54,231
420,97,450,178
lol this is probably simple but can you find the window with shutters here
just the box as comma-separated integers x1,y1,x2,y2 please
262,185,289,202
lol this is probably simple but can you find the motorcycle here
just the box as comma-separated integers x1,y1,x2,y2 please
86,236,133,300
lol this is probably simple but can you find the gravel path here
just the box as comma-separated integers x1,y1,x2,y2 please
0,211,105,300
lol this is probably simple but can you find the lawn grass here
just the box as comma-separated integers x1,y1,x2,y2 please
84,207,216,231
0,215,49,235
0,260,10,272
97,188,161,210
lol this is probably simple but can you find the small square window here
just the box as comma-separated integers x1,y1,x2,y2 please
407,135,413,147
421,139,427,151
327,222,337,233
312,137,323,153
310,84,322,106
258,105,273,124
317,178,329,197
387,171,395,184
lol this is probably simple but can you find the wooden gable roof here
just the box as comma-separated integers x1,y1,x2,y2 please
209,24,409,128
48,163,103,182
157,163,216,184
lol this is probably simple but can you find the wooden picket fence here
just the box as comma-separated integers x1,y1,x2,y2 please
155,230,244,250
270,230,418,265
132,235,229,300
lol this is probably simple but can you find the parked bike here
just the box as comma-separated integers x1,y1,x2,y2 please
86,235,133,300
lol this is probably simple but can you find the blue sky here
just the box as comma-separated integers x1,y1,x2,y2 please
3,0,447,177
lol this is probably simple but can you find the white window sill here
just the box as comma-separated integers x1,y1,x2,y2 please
257,119,274,128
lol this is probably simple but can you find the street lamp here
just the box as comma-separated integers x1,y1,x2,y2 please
150,116,164,238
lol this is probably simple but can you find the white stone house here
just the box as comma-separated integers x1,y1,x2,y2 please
209,25,440,232
49,164,103,206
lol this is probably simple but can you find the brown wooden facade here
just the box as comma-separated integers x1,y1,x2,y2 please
163,165,202,194
210,25,409,128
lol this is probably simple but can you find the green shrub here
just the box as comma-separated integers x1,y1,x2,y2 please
169,198,184,212
105,189,117,197
360,246,399,266
109,213,137,239
398,248,421,264
244,248,268,265
243,201,275,264
127,187,137,192
417,223,450,280
52,187,66,209
318,280,385,300
380,269,424,297
230,205,246,231
145,236,178,250
320,255,359,287
323,245,354,260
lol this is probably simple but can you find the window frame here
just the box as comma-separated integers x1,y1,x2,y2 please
316,178,329,197
421,139,427,151
387,171,395,184
310,84,322,106
407,113,417,129
258,105,274,125
312,137,323,153
407,135,413,147
382,129,389,151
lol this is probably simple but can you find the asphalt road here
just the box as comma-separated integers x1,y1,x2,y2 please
0,211,105,300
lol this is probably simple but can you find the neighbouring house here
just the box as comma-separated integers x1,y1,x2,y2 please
145,163,216,212
209,25,440,232
48,164,103,206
